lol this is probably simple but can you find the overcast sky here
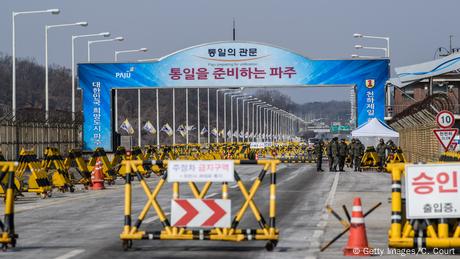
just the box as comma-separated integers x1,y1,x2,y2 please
1,0,459,103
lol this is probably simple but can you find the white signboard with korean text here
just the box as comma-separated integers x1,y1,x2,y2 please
406,164,460,219
167,160,234,183
250,142,266,149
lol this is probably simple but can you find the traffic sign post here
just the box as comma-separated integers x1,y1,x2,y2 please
433,128,458,152
436,110,455,128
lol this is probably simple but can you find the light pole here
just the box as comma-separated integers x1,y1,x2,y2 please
71,32,110,121
224,90,241,142
45,22,88,120
113,47,148,137
12,8,60,119
230,94,245,142
351,54,381,59
87,37,124,62
114,48,148,61
241,97,255,142
235,95,251,142
215,89,230,143
353,33,390,58
250,101,263,141
354,45,388,58
246,99,260,142
255,103,268,141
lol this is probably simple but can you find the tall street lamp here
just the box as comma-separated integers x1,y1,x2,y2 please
114,48,148,61
353,33,390,58
45,21,88,120
71,32,110,120
223,90,241,142
12,8,60,119
351,54,380,59
354,45,388,58
87,37,124,62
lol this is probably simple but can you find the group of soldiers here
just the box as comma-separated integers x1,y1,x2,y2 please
313,137,398,172
313,137,365,172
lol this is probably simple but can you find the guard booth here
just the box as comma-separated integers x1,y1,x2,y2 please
78,41,389,151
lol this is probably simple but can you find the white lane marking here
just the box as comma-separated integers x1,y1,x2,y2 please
250,176,257,181
230,184,239,189
318,171,340,227
144,212,170,224
206,192,219,198
307,171,340,259
54,249,85,259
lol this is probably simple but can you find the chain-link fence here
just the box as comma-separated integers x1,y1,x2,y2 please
0,105,82,160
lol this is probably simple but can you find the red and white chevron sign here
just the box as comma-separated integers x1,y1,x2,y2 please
171,199,231,228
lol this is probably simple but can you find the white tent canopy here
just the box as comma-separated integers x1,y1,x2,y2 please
352,118,399,147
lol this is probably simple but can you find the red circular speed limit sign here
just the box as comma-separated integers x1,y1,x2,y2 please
436,110,455,128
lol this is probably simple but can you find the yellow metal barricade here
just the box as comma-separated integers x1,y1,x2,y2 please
119,159,280,251
387,162,460,249
0,162,18,251
41,148,74,192
15,149,52,198
63,149,91,187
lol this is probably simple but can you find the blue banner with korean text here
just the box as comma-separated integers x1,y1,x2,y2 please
79,41,389,151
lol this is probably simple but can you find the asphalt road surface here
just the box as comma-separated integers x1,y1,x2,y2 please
1,163,338,259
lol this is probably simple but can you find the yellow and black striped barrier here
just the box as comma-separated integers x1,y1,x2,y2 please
64,149,91,187
0,162,18,251
119,159,280,251
41,147,74,193
15,149,52,198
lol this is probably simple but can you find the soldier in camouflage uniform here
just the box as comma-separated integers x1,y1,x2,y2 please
354,139,365,172
314,140,324,172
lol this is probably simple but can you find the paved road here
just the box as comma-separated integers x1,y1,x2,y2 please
0,163,339,259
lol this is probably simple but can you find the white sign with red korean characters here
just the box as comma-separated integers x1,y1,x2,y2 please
167,160,234,183
405,164,460,219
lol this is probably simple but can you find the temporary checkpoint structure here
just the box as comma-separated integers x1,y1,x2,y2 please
351,118,399,147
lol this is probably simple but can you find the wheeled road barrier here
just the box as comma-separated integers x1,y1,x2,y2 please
15,149,52,198
64,149,91,187
119,159,280,251
0,162,18,251
360,147,380,171
41,148,74,193
387,163,460,249
387,148,407,164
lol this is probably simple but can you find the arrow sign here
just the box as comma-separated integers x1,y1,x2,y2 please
433,128,458,152
171,199,231,228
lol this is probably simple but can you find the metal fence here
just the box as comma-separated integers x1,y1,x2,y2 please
0,107,82,160
388,93,453,162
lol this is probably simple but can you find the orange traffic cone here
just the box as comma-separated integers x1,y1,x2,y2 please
343,197,370,256
91,158,105,190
